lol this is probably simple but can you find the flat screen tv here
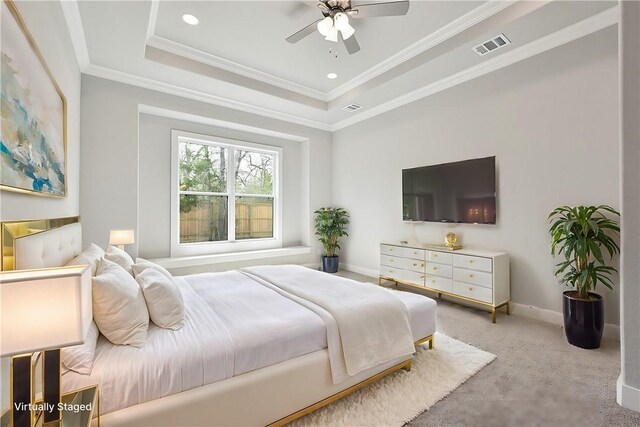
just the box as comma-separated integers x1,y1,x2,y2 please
402,156,496,224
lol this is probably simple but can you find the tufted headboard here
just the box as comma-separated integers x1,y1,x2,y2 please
14,222,82,270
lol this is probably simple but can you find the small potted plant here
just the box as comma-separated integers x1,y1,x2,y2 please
314,207,350,273
549,205,620,349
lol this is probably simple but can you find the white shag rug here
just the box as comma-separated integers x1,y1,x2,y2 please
291,333,496,427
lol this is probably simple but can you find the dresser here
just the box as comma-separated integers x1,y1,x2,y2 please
379,242,510,322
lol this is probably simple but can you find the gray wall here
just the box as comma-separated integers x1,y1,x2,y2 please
80,75,332,267
0,0,81,414
618,0,640,409
331,28,621,324
0,1,81,220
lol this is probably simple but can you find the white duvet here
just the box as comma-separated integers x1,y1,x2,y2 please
243,265,416,383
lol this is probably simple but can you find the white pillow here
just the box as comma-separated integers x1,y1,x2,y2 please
66,243,104,276
135,269,185,330
132,258,173,280
92,259,149,347
105,246,134,275
62,321,99,375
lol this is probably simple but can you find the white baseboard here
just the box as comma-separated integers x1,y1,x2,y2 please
618,375,640,412
510,302,620,341
340,264,620,341
341,263,380,279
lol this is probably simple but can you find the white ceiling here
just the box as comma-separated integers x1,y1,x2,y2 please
70,0,619,130
153,1,481,93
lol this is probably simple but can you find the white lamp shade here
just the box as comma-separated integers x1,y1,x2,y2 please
0,265,92,357
109,229,135,246
325,25,339,42
334,13,355,40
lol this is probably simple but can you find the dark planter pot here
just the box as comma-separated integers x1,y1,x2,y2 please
562,291,604,349
321,256,340,273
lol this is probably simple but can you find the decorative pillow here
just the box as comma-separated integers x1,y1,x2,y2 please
92,259,149,347
135,269,185,330
61,321,99,375
66,243,104,276
104,246,134,275
132,258,173,280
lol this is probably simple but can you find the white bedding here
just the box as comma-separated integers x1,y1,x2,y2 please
242,265,416,383
63,268,436,416
181,271,327,375
63,278,235,414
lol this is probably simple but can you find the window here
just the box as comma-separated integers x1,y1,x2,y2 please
171,131,281,256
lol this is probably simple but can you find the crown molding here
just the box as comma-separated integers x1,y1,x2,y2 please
59,0,90,70
138,104,310,143
83,64,332,131
326,0,515,101
146,0,159,42
330,6,619,131
146,35,329,102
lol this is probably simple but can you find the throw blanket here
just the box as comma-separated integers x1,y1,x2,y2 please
242,265,415,384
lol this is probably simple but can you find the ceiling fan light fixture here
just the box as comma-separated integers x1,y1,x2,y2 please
325,26,339,43
317,16,333,36
340,23,355,40
333,12,355,40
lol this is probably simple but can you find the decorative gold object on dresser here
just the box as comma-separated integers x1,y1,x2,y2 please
379,242,510,322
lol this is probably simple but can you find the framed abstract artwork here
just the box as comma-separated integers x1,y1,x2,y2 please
1,0,67,197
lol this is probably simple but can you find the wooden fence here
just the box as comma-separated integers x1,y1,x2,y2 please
180,200,273,243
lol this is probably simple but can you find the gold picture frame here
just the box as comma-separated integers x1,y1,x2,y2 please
0,0,68,198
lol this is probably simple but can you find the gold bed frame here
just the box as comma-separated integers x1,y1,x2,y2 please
268,334,434,427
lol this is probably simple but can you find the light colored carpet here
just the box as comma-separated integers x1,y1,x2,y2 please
293,333,495,427
337,270,640,426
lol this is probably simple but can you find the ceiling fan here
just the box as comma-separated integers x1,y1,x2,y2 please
286,0,410,54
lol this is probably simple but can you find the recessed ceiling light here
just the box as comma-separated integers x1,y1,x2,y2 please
182,14,199,26
327,73,338,80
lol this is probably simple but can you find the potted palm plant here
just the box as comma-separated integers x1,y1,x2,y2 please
549,205,620,349
314,207,350,273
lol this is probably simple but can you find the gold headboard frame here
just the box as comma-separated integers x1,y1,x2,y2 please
1,216,79,271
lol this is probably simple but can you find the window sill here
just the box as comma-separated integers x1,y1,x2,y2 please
149,246,312,269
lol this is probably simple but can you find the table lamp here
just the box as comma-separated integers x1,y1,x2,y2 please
109,229,135,250
0,265,92,426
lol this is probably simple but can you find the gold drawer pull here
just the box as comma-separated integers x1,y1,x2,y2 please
389,248,393,251
469,274,474,278
389,259,393,262
431,280,436,284
468,287,473,291
421,263,424,267
420,275,425,279
432,267,437,271
433,253,438,257
413,263,417,266
469,260,474,263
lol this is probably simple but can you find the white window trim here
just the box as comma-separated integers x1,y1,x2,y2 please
170,129,283,257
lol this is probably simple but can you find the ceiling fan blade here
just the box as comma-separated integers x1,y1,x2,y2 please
350,1,410,18
342,33,361,54
286,19,322,43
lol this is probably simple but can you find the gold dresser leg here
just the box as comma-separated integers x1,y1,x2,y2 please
506,302,510,315
429,335,434,349
491,307,497,323
402,361,412,372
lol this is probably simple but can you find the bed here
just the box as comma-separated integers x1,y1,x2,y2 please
12,221,437,426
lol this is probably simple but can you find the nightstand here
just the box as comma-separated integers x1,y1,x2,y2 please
1,385,100,427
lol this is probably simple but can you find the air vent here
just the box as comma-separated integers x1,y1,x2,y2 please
473,33,510,56
343,103,362,112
